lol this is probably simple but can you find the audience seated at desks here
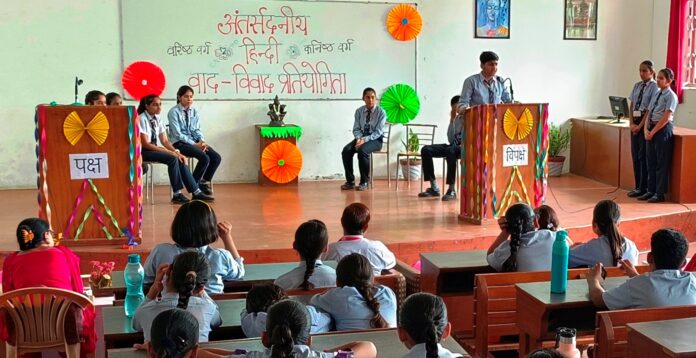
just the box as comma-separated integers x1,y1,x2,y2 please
275,220,337,291
398,293,464,357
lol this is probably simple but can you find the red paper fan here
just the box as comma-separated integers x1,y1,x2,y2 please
121,61,166,100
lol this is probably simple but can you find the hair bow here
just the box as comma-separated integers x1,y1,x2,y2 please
21,228,34,244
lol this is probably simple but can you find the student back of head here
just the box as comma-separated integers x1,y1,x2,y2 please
274,220,337,290
487,203,556,272
240,284,288,338
398,293,463,358
324,203,396,276
534,205,559,231
148,308,199,358
310,253,397,331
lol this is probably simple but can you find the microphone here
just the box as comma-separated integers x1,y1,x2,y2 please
500,77,514,103
74,76,84,104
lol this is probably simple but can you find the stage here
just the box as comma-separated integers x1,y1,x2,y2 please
0,174,694,271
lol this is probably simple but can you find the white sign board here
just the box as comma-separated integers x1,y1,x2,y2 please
69,153,109,180
502,144,528,167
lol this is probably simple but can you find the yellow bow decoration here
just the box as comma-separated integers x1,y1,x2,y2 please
503,108,534,141
63,111,110,146
21,228,34,244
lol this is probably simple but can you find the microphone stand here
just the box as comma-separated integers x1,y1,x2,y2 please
74,76,83,104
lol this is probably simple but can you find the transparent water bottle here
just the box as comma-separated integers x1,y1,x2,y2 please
123,254,144,317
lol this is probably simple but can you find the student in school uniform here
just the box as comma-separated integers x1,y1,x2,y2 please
138,94,214,204
310,253,398,331
146,309,200,358
240,284,287,338
627,60,658,199
457,51,512,113
340,87,387,191
398,293,464,358
587,228,696,310
487,202,557,272
275,220,337,290
84,90,106,105
418,95,463,201
534,205,560,231
168,85,222,196
106,92,123,106
324,203,396,276
569,200,639,268
638,68,678,203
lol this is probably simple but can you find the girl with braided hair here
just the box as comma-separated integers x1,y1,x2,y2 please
147,308,200,358
487,203,556,272
240,283,288,338
398,293,464,358
275,220,337,291
309,253,397,331
134,251,221,344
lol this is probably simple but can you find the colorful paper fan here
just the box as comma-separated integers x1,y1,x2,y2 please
121,61,166,100
386,4,423,41
261,140,303,184
503,108,534,140
380,84,420,124
63,111,110,146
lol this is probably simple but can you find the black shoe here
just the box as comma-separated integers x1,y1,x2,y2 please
171,193,191,205
355,183,369,191
647,195,666,203
192,192,215,202
627,189,645,198
199,182,213,196
638,192,655,201
418,187,441,198
341,182,355,190
442,190,457,201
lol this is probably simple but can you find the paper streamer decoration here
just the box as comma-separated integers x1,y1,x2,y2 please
381,83,420,124
503,108,534,141
259,126,303,139
63,111,110,146
122,61,166,100
73,205,93,241
534,105,550,207
63,179,90,239
87,179,123,235
496,166,531,216
261,140,303,184
386,4,423,41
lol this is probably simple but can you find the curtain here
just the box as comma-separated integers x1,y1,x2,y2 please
667,0,689,102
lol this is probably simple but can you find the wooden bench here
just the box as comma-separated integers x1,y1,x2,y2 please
593,305,696,358
394,259,420,296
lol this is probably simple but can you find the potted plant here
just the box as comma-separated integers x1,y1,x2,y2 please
400,128,421,180
548,123,571,177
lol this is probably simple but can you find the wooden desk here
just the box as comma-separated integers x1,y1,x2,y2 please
627,318,696,357
420,250,492,334
515,277,627,357
107,328,471,357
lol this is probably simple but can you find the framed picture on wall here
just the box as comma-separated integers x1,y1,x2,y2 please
474,0,510,39
564,0,598,40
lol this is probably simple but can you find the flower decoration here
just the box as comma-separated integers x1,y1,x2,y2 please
380,83,420,124
386,4,423,41
261,140,303,184
121,61,166,100
90,260,116,288
503,108,534,141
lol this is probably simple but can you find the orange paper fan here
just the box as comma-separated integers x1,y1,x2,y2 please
261,140,303,184
386,4,423,41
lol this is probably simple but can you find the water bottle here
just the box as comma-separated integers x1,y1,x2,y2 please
556,327,581,358
124,254,145,317
551,230,570,294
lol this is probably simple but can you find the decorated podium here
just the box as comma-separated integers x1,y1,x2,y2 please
36,105,142,246
460,103,549,224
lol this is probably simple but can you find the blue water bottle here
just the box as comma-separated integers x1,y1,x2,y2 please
124,254,145,317
550,230,570,294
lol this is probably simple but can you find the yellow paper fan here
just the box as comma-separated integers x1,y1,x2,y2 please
62,111,110,146
503,108,534,140
63,111,86,145
85,112,109,145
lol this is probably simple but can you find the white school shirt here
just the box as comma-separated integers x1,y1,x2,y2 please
138,112,167,145
240,309,266,338
143,243,245,294
273,260,337,290
309,285,397,331
603,270,696,310
132,291,221,342
224,345,336,357
403,343,464,358
324,236,396,276
569,236,639,268
487,230,556,272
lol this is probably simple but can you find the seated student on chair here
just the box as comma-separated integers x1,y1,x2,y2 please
84,90,106,106
138,94,214,204
106,92,123,106
587,228,696,309
341,87,387,191
418,95,463,201
457,51,511,114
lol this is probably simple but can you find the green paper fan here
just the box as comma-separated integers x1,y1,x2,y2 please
380,84,420,124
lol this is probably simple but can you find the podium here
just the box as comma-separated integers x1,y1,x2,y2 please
459,103,549,224
36,105,142,246
255,124,303,186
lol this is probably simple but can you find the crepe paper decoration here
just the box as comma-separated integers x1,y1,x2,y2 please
259,126,303,140
63,180,90,239
73,205,93,241
491,106,500,218
121,61,166,100
503,108,534,141
534,105,550,207
90,206,113,240
133,110,143,236
63,111,110,146
37,107,52,227
128,108,137,236
386,4,423,41
482,107,491,219
87,179,123,235
496,166,531,216
121,227,139,249
381,84,420,124
261,140,303,184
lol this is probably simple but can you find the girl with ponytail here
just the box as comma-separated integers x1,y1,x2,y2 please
134,251,221,344
309,253,397,331
275,220,337,291
569,200,638,268
398,293,464,358
487,203,557,272
148,309,200,358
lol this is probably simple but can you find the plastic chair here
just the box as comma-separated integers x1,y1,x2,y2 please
396,124,437,190
0,287,93,358
369,123,393,188
142,162,155,205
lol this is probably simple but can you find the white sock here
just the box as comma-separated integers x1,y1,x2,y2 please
193,189,202,195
